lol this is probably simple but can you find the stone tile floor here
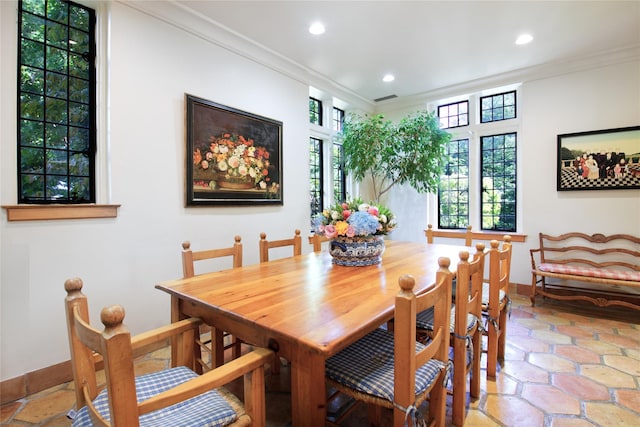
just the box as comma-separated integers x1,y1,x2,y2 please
2,292,639,426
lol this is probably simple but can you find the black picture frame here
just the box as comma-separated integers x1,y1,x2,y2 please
186,94,283,205
557,125,640,191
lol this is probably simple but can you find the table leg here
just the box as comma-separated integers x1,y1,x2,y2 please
290,349,326,426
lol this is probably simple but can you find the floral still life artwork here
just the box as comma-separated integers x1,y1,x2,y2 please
186,94,283,205
312,199,396,266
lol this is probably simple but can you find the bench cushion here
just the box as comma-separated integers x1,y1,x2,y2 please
538,263,640,282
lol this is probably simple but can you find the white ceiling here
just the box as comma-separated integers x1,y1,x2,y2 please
172,1,640,104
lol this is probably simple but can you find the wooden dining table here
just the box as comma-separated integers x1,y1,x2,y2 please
155,240,471,426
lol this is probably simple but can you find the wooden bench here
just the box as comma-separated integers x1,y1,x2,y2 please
530,232,640,311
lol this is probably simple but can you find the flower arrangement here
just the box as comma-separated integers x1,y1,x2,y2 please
313,199,396,240
193,132,278,192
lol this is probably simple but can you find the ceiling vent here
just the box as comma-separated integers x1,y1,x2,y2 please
373,94,398,102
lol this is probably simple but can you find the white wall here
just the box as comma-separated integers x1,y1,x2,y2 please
384,60,640,286
2,0,639,383
1,1,312,381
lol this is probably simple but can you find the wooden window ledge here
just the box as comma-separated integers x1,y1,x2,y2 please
2,204,120,221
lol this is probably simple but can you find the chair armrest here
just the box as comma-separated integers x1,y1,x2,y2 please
530,248,541,269
138,347,274,415
130,318,202,355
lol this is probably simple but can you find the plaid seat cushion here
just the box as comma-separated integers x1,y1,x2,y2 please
325,328,447,402
481,282,506,307
539,263,640,282
71,366,237,427
415,305,477,333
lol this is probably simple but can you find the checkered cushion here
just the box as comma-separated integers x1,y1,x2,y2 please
325,328,447,402
415,305,477,333
481,282,506,307
71,366,237,427
539,263,640,282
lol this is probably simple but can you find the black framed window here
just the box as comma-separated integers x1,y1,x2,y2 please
438,138,469,229
309,137,323,215
332,142,346,203
332,107,344,132
438,100,469,129
309,97,322,126
18,0,96,203
480,91,516,123
481,133,517,231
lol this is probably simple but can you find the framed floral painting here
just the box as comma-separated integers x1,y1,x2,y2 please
186,94,283,205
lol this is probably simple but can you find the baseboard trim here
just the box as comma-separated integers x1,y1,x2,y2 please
1,360,72,405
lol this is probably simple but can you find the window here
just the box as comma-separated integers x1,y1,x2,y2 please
480,90,516,123
309,137,323,215
436,87,519,232
438,100,468,129
438,138,469,229
309,97,322,125
18,0,96,203
481,133,517,231
308,93,348,217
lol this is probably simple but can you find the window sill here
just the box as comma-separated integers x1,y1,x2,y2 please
2,204,120,222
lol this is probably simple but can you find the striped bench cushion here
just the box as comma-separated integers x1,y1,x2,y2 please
71,366,237,427
539,263,640,282
325,328,446,402
415,305,478,333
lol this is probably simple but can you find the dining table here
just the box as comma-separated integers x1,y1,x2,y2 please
155,240,472,426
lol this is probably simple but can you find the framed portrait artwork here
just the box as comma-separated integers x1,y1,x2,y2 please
557,125,640,191
186,94,283,205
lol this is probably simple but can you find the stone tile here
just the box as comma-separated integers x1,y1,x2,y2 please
484,395,544,426
584,402,640,426
501,360,550,383
462,409,502,426
13,389,75,424
615,389,640,413
535,313,573,325
506,322,530,336
531,329,573,345
481,372,518,395
508,335,551,353
625,347,640,360
528,353,576,373
574,338,624,355
0,400,23,423
551,373,610,401
510,307,535,319
602,354,640,376
596,332,640,349
554,344,601,364
550,417,597,427
521,384,581,415
580,365,637,388
514,318,553,331
555,324,596,339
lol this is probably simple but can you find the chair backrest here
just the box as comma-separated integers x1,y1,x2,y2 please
454,244,485,336
259,229,302,262
308,233,330,252
182,236,242,278
486,236,513,316
393,257,452,417
64,278,200,426
426,224,473,246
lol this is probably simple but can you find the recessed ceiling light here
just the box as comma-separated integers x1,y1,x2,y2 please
383,74,395,82
309,22,325,35
516,34,533,45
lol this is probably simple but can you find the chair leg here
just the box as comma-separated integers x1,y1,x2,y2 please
212,327,225,368
498,309,507,361
428,372,447,427
487,322,498,379
452,334,467,427
470,331,481,398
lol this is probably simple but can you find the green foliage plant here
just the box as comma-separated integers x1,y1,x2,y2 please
339,110,452,203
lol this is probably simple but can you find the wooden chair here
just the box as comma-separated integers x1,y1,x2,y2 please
181,236,243,371
426,224,473,246
258,229,302,373
325,258,453,427
308,232,330,252
413,244,485,426
64,277,272,427
482,236,513,379
259,229,302,262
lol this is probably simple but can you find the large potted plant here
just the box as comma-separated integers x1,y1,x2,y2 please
339,110,452,203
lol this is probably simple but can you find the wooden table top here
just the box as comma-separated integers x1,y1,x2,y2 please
156,240,470,357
